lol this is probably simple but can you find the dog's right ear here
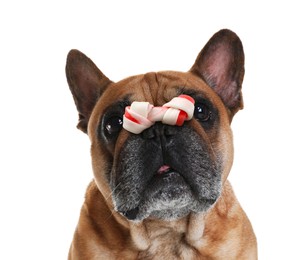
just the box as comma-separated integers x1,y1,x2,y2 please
66,50,112,133
190,29,244,119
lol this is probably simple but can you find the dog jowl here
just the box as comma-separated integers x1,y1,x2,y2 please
66,29,257,259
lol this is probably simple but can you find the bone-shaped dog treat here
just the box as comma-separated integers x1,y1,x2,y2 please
123,95,195,134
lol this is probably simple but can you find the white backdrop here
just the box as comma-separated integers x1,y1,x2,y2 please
1,1,302,259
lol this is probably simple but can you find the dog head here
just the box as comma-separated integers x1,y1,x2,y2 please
66,29,244,221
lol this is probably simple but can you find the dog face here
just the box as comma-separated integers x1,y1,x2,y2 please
66,29,244,222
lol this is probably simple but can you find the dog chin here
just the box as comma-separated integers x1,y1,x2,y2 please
119,171,217,221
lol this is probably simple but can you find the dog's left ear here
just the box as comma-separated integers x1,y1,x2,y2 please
66,49,112,133
190,29,244,118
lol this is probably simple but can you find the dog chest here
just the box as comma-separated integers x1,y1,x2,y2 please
137,231,198,260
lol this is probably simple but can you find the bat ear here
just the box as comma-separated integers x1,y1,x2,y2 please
190,29,245,118
65,49,112,133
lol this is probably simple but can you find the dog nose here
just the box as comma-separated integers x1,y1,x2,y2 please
141,123,177,140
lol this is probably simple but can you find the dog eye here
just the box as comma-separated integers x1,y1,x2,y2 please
104,116,123,136
194,103,211,122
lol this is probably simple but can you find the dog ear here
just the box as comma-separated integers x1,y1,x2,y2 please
66,49,112,133
190,29,244,117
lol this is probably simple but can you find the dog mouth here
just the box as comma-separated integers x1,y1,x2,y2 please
120,165,194,220
153,165,187,188
156,164,174,175
114,127,222,222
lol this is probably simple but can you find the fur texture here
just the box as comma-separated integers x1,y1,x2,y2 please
66,29,257,259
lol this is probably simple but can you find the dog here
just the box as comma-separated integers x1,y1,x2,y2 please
66,29,257,259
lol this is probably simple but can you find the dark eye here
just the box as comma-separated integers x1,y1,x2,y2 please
104,116,123,136
194,103,211,122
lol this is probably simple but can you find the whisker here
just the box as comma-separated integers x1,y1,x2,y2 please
104,182,122,202
103,183,128,222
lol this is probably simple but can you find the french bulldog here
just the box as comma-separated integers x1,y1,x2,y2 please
66,29,257,259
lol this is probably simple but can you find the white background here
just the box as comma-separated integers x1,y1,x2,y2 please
1,1,302,259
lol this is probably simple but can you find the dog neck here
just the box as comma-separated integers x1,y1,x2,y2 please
128,215,206,259
129,212,206,252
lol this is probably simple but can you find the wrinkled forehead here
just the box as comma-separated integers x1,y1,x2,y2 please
99,71,220,107
88,70,229,138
